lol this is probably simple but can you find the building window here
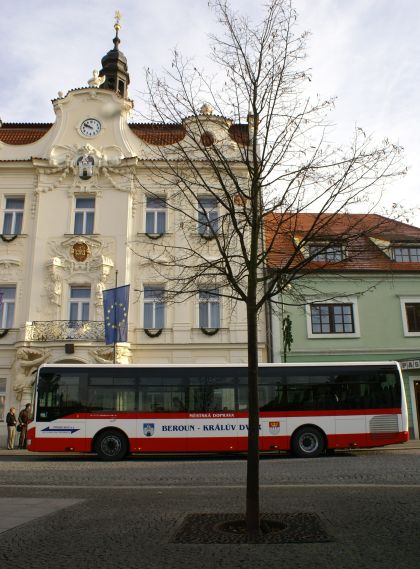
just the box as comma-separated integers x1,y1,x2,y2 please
400,297,420,336
0,378,5,421
310,303,355,334
145,196,166,234
144,287,165,329
393,247,420,262
308,243,344,262
406,304,420,332
2,197,24,235
74,197,95,234
199,289,220,328
69,286,91,321
0,286,16,328
198,197,218,236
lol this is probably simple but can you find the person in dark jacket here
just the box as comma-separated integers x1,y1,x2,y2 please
6,407,18,450
18,403,32,449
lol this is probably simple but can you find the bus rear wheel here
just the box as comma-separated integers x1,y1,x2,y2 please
291,426,325,458
95,429,128,461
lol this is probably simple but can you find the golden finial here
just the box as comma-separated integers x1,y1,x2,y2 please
114,10,122,32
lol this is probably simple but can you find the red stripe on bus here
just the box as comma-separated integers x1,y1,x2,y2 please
27,430,409,454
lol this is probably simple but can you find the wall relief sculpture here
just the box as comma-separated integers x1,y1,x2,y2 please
89,345,132,365
13,347,51,401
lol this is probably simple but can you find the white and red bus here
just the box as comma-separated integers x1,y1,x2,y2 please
27,362,409,460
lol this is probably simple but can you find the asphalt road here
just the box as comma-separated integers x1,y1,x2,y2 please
0,448,419,569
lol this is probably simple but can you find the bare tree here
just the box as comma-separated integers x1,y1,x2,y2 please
130,0,405,536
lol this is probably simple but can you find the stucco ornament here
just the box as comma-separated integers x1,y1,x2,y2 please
0,258,21,281
89,345,132,364
49,144,123,173
200,103,214,115
77,154,95,179
88,70,106,88
47,257,64,305
13,348,51,401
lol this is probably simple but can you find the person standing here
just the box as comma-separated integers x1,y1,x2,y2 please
18,403,32,449
6,407,18,450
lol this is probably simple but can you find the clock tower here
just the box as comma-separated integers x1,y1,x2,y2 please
99,11,130,99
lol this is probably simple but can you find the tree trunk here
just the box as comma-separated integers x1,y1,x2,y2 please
246,299,260,536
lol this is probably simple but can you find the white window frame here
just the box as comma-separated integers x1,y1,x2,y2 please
2,196,24,235
73,196,95,235
306,296,360,339
197,197,218,237
198,288,221,329
400,296,420,337
0,286,16,328
69,286,91,322
143,286,165,329
145,196,167,234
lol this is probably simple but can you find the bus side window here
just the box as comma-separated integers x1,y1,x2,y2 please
188,385,235,412
237,386,247,410
259,385,280,411
209,387,235,411
141,386,187,412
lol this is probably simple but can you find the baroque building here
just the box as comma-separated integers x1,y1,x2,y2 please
0,21,267,443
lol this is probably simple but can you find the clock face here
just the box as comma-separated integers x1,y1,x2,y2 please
80,118,101,137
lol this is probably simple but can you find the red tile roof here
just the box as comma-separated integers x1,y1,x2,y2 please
265,212,420,272
0,123,52,145
130,123,185,146
0,122,248,147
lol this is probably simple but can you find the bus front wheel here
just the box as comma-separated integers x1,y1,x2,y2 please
291,426,325,458
94,429,128,461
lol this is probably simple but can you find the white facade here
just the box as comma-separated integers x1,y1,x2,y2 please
0,56,267,444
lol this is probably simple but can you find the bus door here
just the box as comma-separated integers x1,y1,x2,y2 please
35,371,87,452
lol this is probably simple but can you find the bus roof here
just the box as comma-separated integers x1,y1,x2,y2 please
37,361,400,370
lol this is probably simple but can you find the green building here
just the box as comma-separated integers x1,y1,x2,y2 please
268,213,420,439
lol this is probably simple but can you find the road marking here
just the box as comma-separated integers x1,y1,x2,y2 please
0,483,419,490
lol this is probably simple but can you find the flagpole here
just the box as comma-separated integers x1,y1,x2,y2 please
114,270,118,364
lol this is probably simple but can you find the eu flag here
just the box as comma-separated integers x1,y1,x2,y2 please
103,285,130,345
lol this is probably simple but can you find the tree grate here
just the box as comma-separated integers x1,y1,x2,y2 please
171,512,331,544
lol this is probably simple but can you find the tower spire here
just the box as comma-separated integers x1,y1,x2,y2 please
99,10,130,98
113,10,121,50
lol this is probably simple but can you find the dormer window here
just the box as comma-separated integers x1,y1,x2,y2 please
392,247,420,262
308,243,344,262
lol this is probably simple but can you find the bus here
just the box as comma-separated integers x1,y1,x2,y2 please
26,362,409,460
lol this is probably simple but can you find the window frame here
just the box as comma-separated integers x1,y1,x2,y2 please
308,242,345,262
197,197,219,237
2,196,24,235
143,286,165,330
198,288,221,329
73,196,95,235
400,296,420,336
392,247,420,263
145,196,167,235
306,296,360,339
69,286,91,322
0,286,16,328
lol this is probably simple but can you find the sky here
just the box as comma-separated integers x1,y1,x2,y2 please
1,0,419,223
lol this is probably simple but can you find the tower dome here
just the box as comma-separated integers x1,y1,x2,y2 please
99,11,130,98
